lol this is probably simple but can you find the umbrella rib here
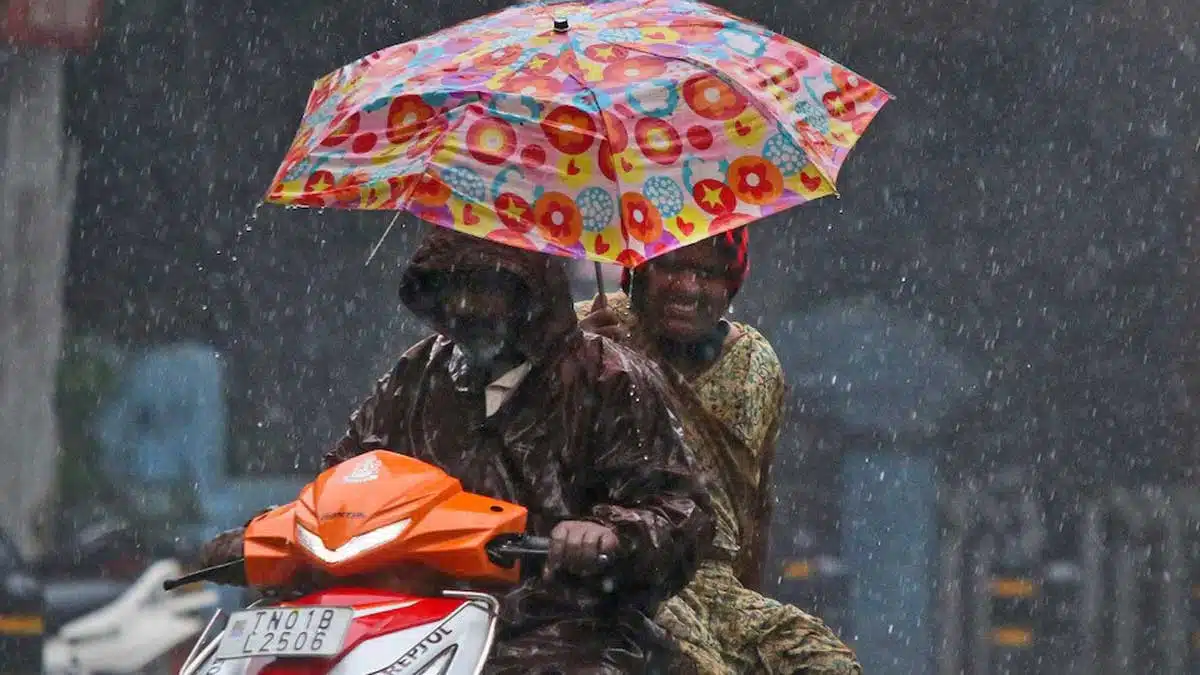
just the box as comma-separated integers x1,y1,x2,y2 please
557,32,629,264
365,211,402,266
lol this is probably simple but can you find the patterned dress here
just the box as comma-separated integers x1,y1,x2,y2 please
576,293,862,675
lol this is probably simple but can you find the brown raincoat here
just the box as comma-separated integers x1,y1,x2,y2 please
247,229,712,674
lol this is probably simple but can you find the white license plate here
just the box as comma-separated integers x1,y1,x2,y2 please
215,607,354,660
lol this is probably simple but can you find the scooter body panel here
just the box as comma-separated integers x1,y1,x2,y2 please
185,590,498,675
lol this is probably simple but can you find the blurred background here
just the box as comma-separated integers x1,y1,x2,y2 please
0,0,1196,673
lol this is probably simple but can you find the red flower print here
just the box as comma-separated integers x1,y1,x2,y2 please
304,74,339,116
599,111,628,153
503,74,561,98
495,192,535,232
401,172,451,208
712,211,755,233
525,52,560,76
405,69,445,88
669,17,722,42
634,118,682,166
783,49,810,74
386,95,436,145
472,44,523,70
325,171,370,207
691,179,737,215
616,249,646,268
602,56,667,84
466,117,517,165
404,114,448,159
682,74,747,121
559,49,583,77
726,156,784,206
584,44,630,63
598,141,617,182
320,112,361,147
487,228,536,251
831,66,874,95
377,43,419,71
825,65,880,122
532,191,583,246
620,192,664,243
747,57,801,93
541,105,598,156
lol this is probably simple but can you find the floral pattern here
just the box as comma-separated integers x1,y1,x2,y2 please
265,0,891,266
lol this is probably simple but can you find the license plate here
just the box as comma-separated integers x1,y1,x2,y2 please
214,607,354,660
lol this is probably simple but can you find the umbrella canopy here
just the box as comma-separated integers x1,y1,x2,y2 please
265,0,891,266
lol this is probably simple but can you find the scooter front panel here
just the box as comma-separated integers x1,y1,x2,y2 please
188,591,498,675
332,595,497,675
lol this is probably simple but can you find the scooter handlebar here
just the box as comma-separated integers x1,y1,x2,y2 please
163,558,245,591
164,535,612,591
485,534,612,568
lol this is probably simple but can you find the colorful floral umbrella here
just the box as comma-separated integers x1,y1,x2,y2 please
265,0,891,267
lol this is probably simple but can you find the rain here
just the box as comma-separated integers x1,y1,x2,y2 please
0,0,1196,673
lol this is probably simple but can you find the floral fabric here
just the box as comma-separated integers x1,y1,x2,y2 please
266,0,890,266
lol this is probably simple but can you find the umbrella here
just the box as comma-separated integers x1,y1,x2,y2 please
264,0,891,274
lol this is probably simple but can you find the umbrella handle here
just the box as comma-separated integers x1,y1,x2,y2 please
593,261,607,308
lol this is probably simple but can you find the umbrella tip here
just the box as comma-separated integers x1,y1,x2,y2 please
553,16,569,32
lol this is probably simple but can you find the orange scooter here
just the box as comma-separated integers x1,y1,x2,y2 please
165,449,577,675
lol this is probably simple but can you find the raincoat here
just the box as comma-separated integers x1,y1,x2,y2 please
577,292,861,675
205,229,713,675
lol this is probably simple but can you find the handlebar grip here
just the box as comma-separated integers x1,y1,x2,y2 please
526,536,612,566
521,536,551,551
486,534,612,567
163,559,246,591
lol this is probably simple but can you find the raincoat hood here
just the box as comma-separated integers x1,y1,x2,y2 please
398,228,578,361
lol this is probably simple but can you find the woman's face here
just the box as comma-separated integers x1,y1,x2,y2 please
636,242,734,343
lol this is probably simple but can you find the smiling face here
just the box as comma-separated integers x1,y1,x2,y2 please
634,241,736,344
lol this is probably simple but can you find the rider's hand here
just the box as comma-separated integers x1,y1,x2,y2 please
198,528,245,569
579,295,628,342
544,521,618,578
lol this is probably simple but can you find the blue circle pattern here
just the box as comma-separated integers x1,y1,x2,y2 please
763,134,807,177
626,79,680,118
717,26,767,58
597,28,643,43
793,100,831,135
643,176,685,218
442,166,487,203
487,94,543,126
577,187,615,232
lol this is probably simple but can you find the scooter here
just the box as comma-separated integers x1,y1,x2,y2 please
41,521,220,675
166,450,586,675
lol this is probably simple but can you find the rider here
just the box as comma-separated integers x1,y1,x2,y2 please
201,226,713,674
577,229,862,674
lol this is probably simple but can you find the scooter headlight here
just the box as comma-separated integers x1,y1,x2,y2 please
296,519,411,564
